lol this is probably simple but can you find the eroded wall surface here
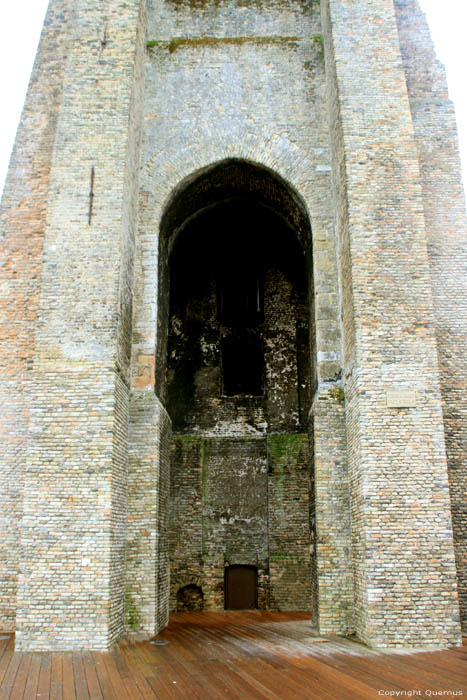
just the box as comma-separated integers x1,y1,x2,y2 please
394,0,467,633
166,212,311,610
129,0,351,634
0,0,463,651
1,0,146,650
0,0,71,632
322,0,461,647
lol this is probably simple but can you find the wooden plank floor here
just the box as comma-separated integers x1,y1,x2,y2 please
0,612,465,699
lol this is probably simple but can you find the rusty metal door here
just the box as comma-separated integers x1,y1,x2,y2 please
224,566,258,610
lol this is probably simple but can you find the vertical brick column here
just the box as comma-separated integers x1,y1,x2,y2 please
126,391,171,636
15,0,145,650
0,0,71,633
322,0,461,647
311,390,353,634
395,0,467,634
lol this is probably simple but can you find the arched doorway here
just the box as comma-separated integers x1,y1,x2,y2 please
157,159,315,614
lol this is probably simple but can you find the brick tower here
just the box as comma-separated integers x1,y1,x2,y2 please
0,0,465,651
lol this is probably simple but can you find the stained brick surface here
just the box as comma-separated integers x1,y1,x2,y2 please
322,0,462,647
0,0,464,651
395,0,467,634
0,0,71,633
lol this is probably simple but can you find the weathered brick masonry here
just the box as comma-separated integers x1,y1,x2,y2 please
2,0,147,650
165,211,312,613
394,0,467,634
322,0,461,646
0,0,71,633
0,0,465,651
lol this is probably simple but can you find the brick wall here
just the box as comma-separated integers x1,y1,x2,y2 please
322,0,461,647
166,207,313,612
311,388,353,634
0,0,71,633
12,0,145,651
1,0,463,651
126,393,171,635
268,434,311,611
394,0,467,634
170,435,312,612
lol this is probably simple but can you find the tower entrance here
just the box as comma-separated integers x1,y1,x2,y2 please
157,160,314,614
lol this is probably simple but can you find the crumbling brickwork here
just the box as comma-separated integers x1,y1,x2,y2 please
4,0,146,651
0,0,464,651
268,434,311,611
322,0,461,646
169,435,312,613
394,0,467,634
0,0,71,633
166,205,312,611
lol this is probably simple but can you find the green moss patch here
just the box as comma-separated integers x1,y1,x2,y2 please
267,433,307,466
125,590,141,630
329,388,345,404
146,36,301,54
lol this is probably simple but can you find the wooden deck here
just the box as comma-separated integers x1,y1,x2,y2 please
0,612,465,699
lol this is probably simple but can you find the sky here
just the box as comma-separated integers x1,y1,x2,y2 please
0,0,466,197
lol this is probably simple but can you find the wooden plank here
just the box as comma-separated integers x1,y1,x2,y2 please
133,643,181,700
100,651,132,700
214,622,292,674
282,665,345,700
72,652,90,700
323,648,466,697
62,652,77,700
0,638,13,667
144,665,178,700
289,659,380,700
174,625,238,666
110,648,143,700
22,654,41,700
37,654,52,699
0,613,466,699
201,658,272,700
0,638,15,687
319,647,464,695
50,654,64,700
7,653,32,700
0,651,22,700
167,641,234,695
169,612,467,699
231,666,285,700
138,643,196,699
90,652,116,700
382,650,467,689
81,651,103,700
161,645,229,700
158,632,197,664
296,649,410,698
119,641,161,700
237,655,307,700
198,659,246,700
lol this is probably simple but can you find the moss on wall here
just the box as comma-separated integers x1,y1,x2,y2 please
267,433,308,468
124,589,141,630
329,388,345,404
145,36,301,55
